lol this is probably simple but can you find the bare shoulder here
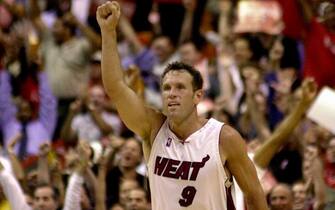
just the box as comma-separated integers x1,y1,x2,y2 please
137,105,166,146
146,106,166,141
219,124,248,160
141,106,165,162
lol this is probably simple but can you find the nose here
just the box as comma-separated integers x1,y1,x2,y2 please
36,200,44,208
130,201,137,209
271,198,281,205
168,87,178,98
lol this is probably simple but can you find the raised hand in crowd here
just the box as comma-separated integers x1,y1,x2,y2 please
6,132,22,155
300,77,318,105
95,147,114,210
124,65,145,99
37,142,51,184
300,144,326,210
253,78,318,169
6,132,25,182
75,141,91,174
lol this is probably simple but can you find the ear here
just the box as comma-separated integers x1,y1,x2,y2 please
193,89,204,104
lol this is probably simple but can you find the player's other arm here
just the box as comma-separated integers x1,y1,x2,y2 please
96,2,163,141
220,125,268,210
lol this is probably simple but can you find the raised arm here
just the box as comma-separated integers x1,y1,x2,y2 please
95,148,113,210
220,125,268,210
304,145,326,210
87,103,113,136
96,2,163,141
218,0,234,52
217,61,243,115
38,72,57,137
37,143,51,184
49,160,65,207
119,15,145,54
178,0,196,45
253,78,317,169
0,70,16,129
311,156,326,210
0,162,31,210
246,91,271,143
60,100,82,143
29,0,47,33
63,142,90,210
63,173,84,210
62,13,101,50
6,133,25,183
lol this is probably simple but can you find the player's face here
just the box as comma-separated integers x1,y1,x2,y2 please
161,71,201,122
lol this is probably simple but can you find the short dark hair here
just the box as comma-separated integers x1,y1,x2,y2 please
162,61,203,91
180,39,203,52
61,16,77,36
269,183,293,198
152,35,176,48
34,183,60,201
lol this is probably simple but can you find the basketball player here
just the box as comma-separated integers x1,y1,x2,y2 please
96,1,268,210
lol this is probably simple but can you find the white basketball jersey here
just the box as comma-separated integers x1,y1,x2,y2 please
147,118,236,210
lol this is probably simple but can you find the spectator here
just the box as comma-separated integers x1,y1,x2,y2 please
323,137,335,210
61,85,122,143
119,179,139,208
0,160,31,210
126,187,150,210
297,0,335,88
179,40,210,91
1,1,335,210
0,69,56,158
269,183,294,210
34,183,60,210
106,138,146,208
30,0,102,139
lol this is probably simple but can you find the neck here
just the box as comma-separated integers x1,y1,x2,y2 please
168,111,207,141
119,165,137,179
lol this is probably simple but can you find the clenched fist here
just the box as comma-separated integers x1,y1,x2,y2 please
96,1,121,33
301,77,317,104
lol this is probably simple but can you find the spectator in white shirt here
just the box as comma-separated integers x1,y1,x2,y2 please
61,84,122,143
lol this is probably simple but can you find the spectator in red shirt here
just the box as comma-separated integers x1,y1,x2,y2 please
298,0,335,88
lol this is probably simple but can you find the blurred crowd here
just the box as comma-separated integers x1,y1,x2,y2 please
0,0,335,210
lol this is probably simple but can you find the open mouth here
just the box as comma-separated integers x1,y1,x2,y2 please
168,102,180,107
124,155,131,161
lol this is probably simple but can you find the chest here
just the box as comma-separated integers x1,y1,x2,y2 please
150,132,220,182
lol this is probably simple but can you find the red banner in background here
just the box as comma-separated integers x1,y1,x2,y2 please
234,0,283,34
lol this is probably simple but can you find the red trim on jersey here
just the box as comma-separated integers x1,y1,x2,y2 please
226,186,236,210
